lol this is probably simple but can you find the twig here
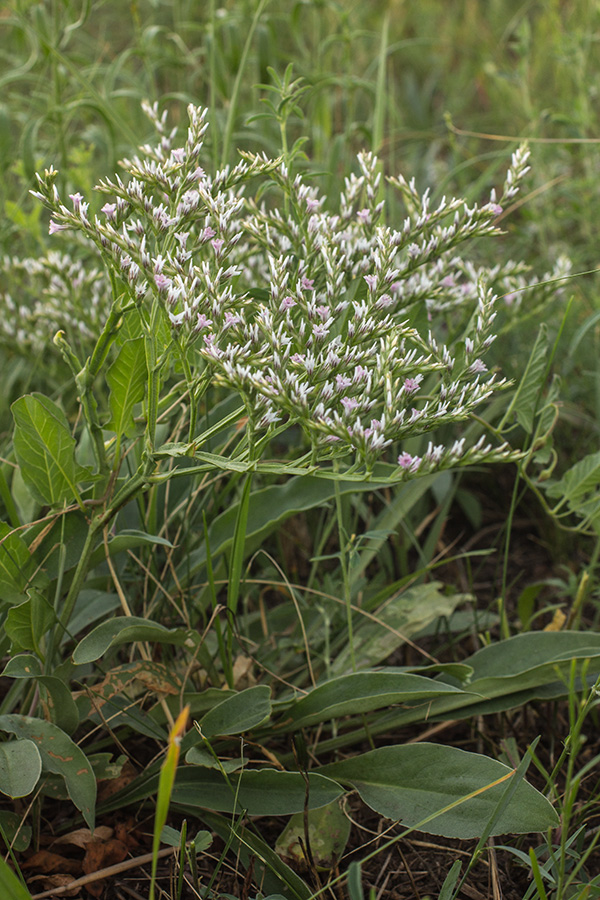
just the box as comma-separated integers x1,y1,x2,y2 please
29,846,176,899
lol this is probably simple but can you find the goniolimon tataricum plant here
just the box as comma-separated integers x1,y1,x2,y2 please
0,101,561,881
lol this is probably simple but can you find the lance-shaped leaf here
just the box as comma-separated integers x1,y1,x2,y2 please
106,337,147,439
281,671,470,730
170,768,343,816
11,394,90,506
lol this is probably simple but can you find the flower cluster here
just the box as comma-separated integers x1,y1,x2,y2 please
0,251,110,355
21,103,567,476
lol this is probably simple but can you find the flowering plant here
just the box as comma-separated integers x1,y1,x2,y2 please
24,102,545,492
0,99,569,855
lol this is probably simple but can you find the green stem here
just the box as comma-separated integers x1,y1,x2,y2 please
54,330,109,479
333,462,355,672
59,455,157,630
59,517,102,630
145,301,162,452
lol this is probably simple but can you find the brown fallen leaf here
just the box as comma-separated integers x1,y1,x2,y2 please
82,839,128,875
81,838,129,898
23,850,81,875
27,872,81,897
114,817,141,850
52,827,113,850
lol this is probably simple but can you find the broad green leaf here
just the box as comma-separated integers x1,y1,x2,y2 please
11,393,91,506
171,768,342,816
78,692,168,741
0,810,32,852
106,337,147,439
319,744,558,838
72,616,197,664
282,671,470,730
0,855,33,900
0,739,41,798
0,715,96,829
4,590,55,654
31,511,88,581
0,522,34,604
463,631,600,696
197,685,271,740
2,654,42,678
276,800,350,868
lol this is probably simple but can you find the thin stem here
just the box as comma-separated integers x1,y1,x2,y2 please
333,461,355,672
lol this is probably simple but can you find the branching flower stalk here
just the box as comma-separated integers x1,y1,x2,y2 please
12,101,562,643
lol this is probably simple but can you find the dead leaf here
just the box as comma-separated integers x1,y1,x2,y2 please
80,837,128,898
53,827,113,849
114,818,141,850
82,838,128,875
23,849,81,875
27,872,81,896
232,654,255,688
74,661,181,718
544,609,567,631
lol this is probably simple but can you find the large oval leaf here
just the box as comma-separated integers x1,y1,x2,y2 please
0,715,96,829
105,337,147,439
0,739,41,798
11,393,91,506
319,744,558,838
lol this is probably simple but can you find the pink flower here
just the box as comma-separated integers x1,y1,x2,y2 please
341,396,359,413
49,220,68,235
154,273,171,291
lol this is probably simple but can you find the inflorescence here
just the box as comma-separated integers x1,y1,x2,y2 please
10,102,569,477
